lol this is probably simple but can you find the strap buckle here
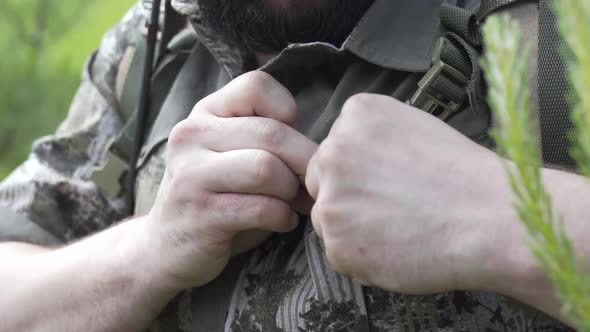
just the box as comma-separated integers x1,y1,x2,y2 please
409,38,469,121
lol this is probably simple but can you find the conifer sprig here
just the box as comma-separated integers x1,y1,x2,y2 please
482,13,590,329
556,1,590,177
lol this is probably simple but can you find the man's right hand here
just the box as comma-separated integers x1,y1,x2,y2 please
143,71,318,290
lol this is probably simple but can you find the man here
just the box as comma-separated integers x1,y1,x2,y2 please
0,0,583,331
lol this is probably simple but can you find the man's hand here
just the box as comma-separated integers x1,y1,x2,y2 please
144,71,318,290
306,94,506,294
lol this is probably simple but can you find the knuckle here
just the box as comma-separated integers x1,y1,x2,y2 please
167,165,196,193
250,198,289,230
235,72,275,104
313,201,341,227
252,151,276,186
214,194,244,215
164,172,209,209
168,119,203,147
240,72,296,120
342,93,373,116
252,196,273,221
317,141,345,171
166,159,208,199
258,121,285,149
282,97,298,124
192,89,226,115
191,98,211,115
242,71,276,90
168,152,195,177
251,197,289,227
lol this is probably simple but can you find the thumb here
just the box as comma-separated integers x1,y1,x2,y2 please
305,152,320,201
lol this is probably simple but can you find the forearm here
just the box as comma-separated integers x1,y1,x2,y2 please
471,161,590,323
0,217,178,332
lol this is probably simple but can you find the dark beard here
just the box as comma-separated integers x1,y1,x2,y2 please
197,0,375,53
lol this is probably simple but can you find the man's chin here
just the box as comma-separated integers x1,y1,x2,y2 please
197,0,374,53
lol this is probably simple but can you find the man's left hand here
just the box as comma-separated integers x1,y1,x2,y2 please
306,93,507,294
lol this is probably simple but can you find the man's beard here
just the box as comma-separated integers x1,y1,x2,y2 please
197,0,375,53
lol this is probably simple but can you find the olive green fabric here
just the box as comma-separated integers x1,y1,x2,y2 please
132,1,568,331
0,0,573,331
538,0,576,167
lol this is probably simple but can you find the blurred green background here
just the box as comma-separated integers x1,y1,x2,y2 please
0,0,136,179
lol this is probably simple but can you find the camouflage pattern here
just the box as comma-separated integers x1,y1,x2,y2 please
0,0,573,331
0,4,149,243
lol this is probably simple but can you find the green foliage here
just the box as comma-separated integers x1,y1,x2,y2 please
557,1,590,178
482,6,590,330
0,0,136,179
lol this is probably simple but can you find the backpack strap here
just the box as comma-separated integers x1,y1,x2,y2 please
124,0,164,213
118,35,147,126
415,0,575,169
479,0,523,19
537,0,575,167
409,4,482,120
160,0,187,59
117,0,185,125
110,27,196,165
479,0,575,167
91,2,197,203
410,1,538,120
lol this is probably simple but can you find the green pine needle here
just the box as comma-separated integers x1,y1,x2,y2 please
482,10,590,329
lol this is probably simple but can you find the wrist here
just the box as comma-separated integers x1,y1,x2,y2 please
116,217,181,294
449,155,549,295
474,214,559,314
445,154,530,292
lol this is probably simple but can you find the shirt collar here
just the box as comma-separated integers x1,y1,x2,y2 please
171,0,456,76
169,0,245,77
343,0,447,72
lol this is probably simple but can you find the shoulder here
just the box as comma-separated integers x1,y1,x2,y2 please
0,4,149,242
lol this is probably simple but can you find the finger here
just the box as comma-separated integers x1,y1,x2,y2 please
193,71,297,126
290,186,315,215
305,152,320,200
209,193,299,233
199,149,300,201
200,117,319,181
310,203,324,239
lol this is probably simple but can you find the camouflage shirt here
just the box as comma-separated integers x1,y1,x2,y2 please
0,0,572,331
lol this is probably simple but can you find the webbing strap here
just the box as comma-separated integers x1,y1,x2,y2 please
115,1,188,157
160,0,187,59
538,0,575,167
440,4,482,46
110,50,191,163
119,37,147,125
409,4,483,120
439,4,483,108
